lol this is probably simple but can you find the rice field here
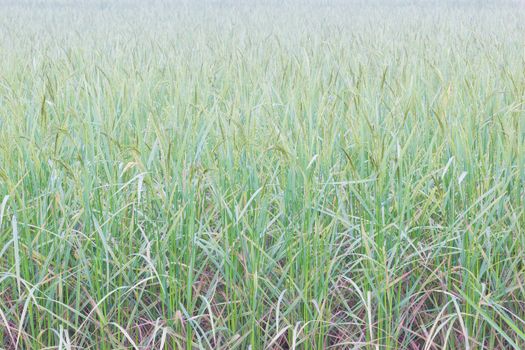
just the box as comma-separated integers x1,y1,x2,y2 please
1,1,525,349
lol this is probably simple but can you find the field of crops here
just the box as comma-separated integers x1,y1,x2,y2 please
1,1,525,349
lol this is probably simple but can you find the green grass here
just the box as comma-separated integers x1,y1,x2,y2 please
1,1,525,349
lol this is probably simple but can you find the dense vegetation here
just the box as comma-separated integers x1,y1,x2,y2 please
1,1,525,349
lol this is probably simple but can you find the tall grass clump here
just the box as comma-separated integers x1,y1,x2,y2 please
0,1,525,349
